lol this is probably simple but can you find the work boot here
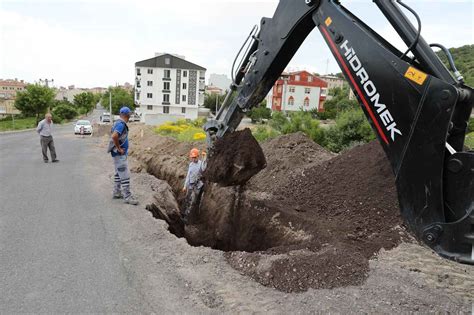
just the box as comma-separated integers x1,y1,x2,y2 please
124,196,139,205
44,160,48,163
112,192,123,199
52,159,60,163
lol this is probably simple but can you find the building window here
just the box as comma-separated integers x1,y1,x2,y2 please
165,57,170,65
305,88,311,94
308,76,313,82
288,97,294,106
183,71,187,77
147,69,153,74
304,97,310,106
136,68,141,75
321,88,327,96
147,81,153,86
295,75,300,81
163,82,170,90
163,106,170,114
182,83,187,90
289,86,295,93
147,105,153,110
182,107,186,114
147,93,153,98
182,95,187,102
277,86,282,93
164,69,171,78
163,94,170,102
136,92,140,100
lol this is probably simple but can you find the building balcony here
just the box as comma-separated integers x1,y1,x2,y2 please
162,101,171,105
162,77,172,81
162,89,171,93
199,77,205,80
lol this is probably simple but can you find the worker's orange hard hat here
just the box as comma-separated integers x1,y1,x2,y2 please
190,148,199,158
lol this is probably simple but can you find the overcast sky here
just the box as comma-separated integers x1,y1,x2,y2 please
1,0,472,88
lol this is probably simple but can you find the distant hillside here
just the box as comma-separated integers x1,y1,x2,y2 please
436,45,474,87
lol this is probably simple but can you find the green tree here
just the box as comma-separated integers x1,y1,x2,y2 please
319,86,358,119
74,92,96,114
203,93,226,113
100,87,134,114
436,45,474,87
15,84,56,123
52,103,78,123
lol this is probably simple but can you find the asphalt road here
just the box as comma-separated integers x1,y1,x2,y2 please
0,117,152,313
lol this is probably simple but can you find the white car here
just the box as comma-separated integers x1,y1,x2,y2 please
100,113,111,123
74,120,93,135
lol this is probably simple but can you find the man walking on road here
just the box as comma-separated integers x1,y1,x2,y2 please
36,113,59,163
108,106,139,205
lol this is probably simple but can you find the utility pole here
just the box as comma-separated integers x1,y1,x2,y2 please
39,78,54,87
215,95,219,115
109,88,113,123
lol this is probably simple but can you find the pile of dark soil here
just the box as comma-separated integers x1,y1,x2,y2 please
247,132,336,193
130,126,407,293
204,129,266,186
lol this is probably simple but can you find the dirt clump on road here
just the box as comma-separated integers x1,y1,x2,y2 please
204,129,266,186
92,124,111,137
129,126,405,293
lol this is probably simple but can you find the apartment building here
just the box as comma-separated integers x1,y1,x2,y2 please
320,75,355,100
134,53,206,125
271,71,328,112
0,79,27,116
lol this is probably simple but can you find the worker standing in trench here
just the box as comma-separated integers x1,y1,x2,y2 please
182,148,207,224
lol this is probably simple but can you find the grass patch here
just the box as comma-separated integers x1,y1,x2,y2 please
0,116,37,131
465,132,474,149
154,119,207,142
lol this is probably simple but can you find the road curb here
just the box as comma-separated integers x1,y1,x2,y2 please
0,128,36,135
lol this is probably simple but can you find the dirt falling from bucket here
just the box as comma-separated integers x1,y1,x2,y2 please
204,128,267,186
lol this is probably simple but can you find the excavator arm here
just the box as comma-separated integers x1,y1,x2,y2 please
203,0,474,264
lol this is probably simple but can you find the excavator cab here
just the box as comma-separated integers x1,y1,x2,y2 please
204,0,473,264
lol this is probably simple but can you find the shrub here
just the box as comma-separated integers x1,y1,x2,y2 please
154,119,207,142
193,132,206,140
323,108,375,152
269,111,289,132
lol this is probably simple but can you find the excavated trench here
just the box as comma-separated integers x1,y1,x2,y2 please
130,128,407,292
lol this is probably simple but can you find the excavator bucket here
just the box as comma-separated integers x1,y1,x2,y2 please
204,128,266,186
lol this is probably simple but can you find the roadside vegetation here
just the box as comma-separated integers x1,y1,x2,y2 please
0,116,37,131
154,118,207,142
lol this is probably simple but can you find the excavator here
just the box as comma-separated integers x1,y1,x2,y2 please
203,0,474,264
